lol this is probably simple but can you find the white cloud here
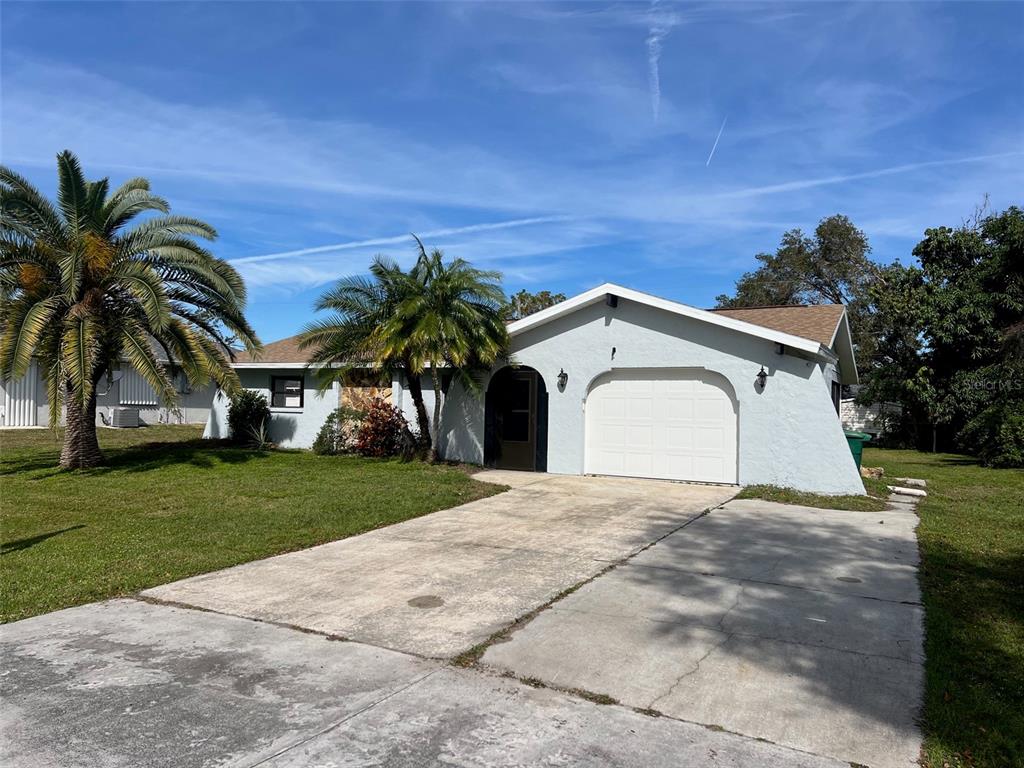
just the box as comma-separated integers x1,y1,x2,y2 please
3,50,1020,301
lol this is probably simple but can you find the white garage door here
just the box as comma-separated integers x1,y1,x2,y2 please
585,369,737,484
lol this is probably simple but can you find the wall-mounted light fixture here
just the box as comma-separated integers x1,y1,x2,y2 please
557,368,569,390
755,366,768,390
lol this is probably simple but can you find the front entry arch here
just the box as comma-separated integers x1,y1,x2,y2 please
484,366,548,471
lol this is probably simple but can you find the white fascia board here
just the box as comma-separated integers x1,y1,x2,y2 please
508,282,827,357
832,312,859,385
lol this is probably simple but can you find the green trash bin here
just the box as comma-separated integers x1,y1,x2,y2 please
844,430,872,469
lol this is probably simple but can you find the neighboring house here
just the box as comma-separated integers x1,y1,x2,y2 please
841,394,902,438
0,362,215,428
209,283,863,495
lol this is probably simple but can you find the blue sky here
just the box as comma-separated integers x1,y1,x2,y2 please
2,1,1022,342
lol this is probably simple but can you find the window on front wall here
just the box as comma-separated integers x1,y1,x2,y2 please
271,376,303,408
831,381,842,416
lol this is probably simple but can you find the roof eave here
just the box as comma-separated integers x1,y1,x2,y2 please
832,312,859,385
508,283,825,356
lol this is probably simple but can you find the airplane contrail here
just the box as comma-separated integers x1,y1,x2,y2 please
646,0,675,123
706,117,727,166
231,216,573,265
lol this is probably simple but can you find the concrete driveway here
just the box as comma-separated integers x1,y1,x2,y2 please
1,599,844,768
482,497,925,768
1,473,923,768
143,470,735,657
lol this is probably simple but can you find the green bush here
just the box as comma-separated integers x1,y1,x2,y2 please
960,399,1024,468
312,406,366,456
227,390,271,447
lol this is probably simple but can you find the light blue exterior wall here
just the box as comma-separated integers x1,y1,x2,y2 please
396,297,864,496
204,368,339,449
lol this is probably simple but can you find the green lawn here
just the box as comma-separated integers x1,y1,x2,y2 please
863,447,1023,768
0,425,502,623
735,475,890,512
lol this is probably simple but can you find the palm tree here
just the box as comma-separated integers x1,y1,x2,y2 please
298,255,433,448
0,150,260,468
385,237,508,462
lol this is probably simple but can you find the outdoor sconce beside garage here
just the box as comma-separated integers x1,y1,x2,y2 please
755,366,768,390
557,368,568,390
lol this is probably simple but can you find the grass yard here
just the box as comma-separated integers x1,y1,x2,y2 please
736,475,890,512
0,425,502,623
863,447,1023,768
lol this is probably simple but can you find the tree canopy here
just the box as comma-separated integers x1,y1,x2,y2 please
503,289,567,321
865,206,1023,465
715,214,880,372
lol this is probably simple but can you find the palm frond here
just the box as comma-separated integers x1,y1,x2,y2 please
0,296,58,380
127,215,217,241
118,317,178,404
0,167,67,244
103,189,171,233
108,261,172,331
61,313,99,407
55,150,89,233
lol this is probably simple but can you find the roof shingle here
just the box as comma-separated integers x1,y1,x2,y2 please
241,303,846,364
709,304,845,347
234,334,309,364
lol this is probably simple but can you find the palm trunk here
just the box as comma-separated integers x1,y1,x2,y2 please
429,364,442,464
404,369,432,451
60,388,103,469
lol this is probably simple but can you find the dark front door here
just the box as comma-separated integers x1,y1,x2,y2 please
496,369,537,470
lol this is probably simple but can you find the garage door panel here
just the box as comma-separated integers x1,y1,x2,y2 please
665,426,693,449
626,424,653,448
600,397,625,419
586,369,737,484
665,397,694,419
625,453,654,476
628,398,653,420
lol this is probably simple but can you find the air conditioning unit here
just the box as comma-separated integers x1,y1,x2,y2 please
111,407,140,428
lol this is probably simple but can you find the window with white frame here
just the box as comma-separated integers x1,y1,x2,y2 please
271,376,303,408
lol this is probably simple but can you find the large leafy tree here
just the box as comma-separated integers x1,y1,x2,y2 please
715,214,880,372
503,289,567,321
912,206,1024,465
860,206,1023,465
0,151,260,468
299,255,433,448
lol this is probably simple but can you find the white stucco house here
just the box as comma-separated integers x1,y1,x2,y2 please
205,283,863,495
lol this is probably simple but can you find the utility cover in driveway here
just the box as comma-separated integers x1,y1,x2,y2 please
142,474,735,658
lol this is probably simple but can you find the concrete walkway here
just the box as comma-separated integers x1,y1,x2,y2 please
142,471,735,657
482,497,925,768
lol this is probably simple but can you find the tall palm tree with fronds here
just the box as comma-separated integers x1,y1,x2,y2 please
0,150,260,468
385,237,508,462
298,255,433,448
